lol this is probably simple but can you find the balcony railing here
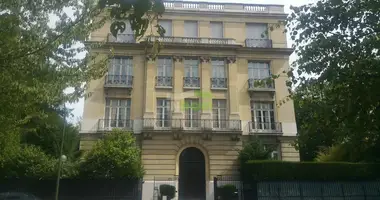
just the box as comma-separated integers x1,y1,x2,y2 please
248,78,274,90
183,77,200,88
163,1,285,14
245,39,273,48
107,33,136,43
97,119,133,131
104,75,133,88
211,78,228,89
142,118,241,131
249,122,282,134
155,76,173,87
147,36,236,45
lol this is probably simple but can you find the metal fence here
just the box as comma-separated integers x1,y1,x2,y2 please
0,179,142,200
214,176,380,200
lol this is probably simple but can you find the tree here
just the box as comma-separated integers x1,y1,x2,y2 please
79,129,144,179
238,137,273,166
22,106,81,160
288,0,380,162
0,0,164,153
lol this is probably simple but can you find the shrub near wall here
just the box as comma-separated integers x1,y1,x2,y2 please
241,161,380,182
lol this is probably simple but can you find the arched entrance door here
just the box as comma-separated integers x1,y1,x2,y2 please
179,147,206,200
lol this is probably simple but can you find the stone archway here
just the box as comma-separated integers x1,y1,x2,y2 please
178,147,206,200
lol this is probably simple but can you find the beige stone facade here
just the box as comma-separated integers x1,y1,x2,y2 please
81,1,299,199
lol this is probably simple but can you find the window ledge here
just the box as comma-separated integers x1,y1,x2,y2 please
183,86,201,90
155,86,173,89
211,87,228,90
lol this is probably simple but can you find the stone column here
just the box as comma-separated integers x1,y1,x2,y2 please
200,57,212,120
143,56,156,119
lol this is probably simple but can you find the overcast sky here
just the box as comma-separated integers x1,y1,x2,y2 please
66,0,314,123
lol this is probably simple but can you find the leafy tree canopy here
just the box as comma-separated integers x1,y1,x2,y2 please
288,0,380,162
79,130,144,179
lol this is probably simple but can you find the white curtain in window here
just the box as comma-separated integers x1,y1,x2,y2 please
157,57,172,76
212,59,225,78
246,23,268,39
248,62,270,79
184,59,199,77
159,20,172,36
211,22,223,38
184,21,198,37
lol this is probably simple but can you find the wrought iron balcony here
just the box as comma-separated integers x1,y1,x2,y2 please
147,36,237,45
142,118,241,132
104,75,133,88
211,78,228,89
183,77,200,88
248,78,275,91
97,119,133,131
107,33,136,43
245,39,273,48
248,121,282,135
155,76,173,88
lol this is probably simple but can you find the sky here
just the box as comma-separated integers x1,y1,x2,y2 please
66,0,314,123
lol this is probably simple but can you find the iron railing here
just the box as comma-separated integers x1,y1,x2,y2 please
147,36,236,45
211,78,228,89
248,78,274,90
155,76,173,87
97,119,133,131
183,77,200,88
245,39,273,48
142,118,241,131
107,33,136,43
249,122,282,134
104,75,133,87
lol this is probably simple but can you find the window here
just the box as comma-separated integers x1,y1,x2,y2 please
115,21,134,42
107,57,133,85
246,23,268,39
264,144,280,160
158,20,172,36
250,102,275,130
184,58,199,77
157,57,172,77
212,59,226,78
212,99,227,128
184,21,198,37
248,62,271,80
210,22,223,38
105,99,131,128
184,99,200,128
156,57,173,87
211,59,227,88
156,99,171,128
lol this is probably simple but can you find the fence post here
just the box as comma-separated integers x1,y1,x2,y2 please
214,177,218,200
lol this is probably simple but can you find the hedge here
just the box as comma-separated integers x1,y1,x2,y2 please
241,160,380,182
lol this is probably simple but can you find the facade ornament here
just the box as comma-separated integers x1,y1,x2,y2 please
146,54,156,61
173,55,184,62
226,57,236,64
200,56,211,63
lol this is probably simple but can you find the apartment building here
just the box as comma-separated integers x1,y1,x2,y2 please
80,1,299,200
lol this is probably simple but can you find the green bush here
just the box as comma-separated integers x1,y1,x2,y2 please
238,137,272,166
241,160,380,182
159,184,176,200
79,129,144,179
217,184,238,200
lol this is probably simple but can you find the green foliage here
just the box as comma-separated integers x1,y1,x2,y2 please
22,106,81,160
288,0,380,162
217,184,238,200
238,137,273,166
79,129,144,179
159,184,176,200
0,145,56,179
241,161,380,182
315,144,351,162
